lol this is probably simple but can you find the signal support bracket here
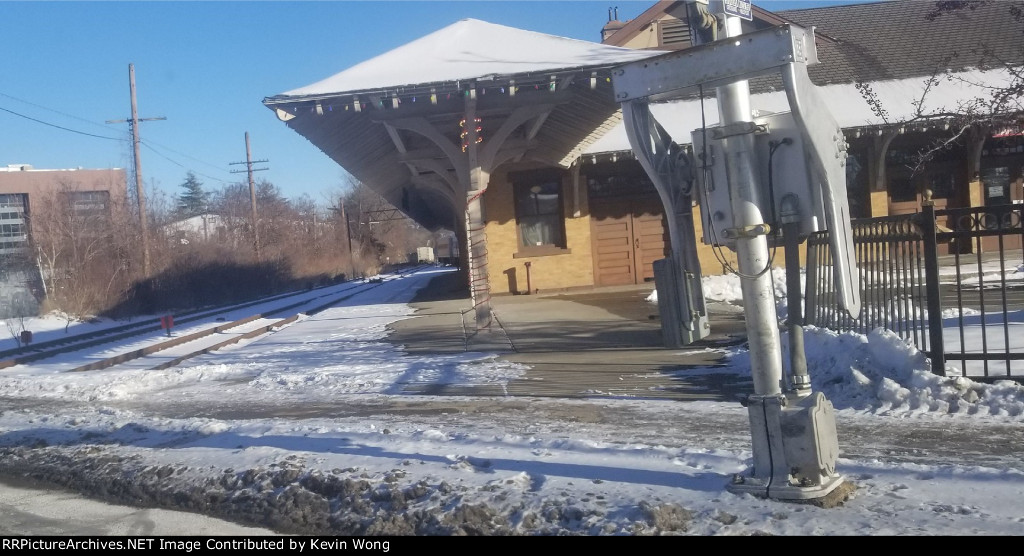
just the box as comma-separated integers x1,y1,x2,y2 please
613,23,860,318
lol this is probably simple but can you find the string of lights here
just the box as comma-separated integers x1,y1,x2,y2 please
268,71,614,117
459,117,483,152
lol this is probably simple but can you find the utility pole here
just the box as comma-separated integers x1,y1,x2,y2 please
230,132,268,261
107,63,165,278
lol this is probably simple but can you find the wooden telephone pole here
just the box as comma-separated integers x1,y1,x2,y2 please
230,132,268,261
107,63,165,278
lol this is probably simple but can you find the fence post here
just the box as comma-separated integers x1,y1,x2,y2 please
921,192,946,376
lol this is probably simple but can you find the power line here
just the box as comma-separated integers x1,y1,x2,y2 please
142,138,235,177
0,90,115,132
0,105,126,141
140,141,233,185
0,92,235,184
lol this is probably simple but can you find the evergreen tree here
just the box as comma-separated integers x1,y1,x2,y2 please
176,172,209,218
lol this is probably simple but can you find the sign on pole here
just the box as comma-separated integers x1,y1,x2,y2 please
724,0,752,20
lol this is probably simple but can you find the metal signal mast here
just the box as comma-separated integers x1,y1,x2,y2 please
612,0,859,503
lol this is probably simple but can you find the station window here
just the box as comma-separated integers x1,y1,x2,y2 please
511,170,566,253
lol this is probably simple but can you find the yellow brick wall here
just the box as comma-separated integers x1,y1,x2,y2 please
968,177,984,208
869,189,889,217
483,169,596,295
483,169,805,291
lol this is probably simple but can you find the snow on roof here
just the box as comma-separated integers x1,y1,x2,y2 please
276,18,665,99
584,67,1015,155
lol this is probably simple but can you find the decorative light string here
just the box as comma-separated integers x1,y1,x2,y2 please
280,73,614,116
460,117,483,152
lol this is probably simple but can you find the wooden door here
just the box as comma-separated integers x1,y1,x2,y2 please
632,199,669,283
592,202,636,286
591,198,669,286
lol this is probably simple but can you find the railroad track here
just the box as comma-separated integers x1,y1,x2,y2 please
0,266,428,373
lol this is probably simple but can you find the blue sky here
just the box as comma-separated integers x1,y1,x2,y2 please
2,0,854,206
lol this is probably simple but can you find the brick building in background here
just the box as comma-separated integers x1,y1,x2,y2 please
0,164,127,318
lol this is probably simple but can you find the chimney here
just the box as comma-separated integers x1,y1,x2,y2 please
602,5,626,42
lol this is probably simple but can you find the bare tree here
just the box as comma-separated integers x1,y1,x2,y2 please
1,252,40,345
251,179,299,262
339,179,432,274
210,179,297,260
22,170,433,320
143,181,182,278
209,180,256,255
283,193,349,281
30,179,127,320
860,1,1024,175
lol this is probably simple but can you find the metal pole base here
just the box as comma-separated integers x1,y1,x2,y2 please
728,391,852,503
727,471,847,501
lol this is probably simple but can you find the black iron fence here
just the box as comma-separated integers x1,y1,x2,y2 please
805,201,1024,383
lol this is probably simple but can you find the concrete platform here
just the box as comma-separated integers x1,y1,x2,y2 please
386,271,755,401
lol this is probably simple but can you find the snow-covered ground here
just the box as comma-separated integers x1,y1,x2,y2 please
1,265,1023,536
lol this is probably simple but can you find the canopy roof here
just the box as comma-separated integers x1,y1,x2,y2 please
278,18,662,99
264,19,664,231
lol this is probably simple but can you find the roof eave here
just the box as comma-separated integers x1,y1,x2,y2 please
263,61,656,107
